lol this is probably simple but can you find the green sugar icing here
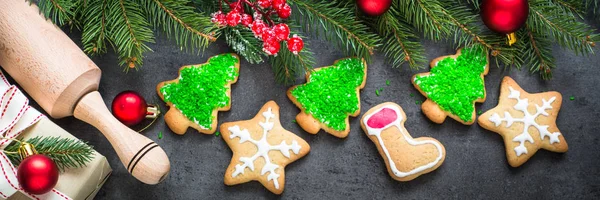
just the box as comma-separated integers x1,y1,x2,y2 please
291,58,365,131
160,54,239,129
414,47,487,122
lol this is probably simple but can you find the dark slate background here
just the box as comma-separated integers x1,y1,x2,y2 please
8,23,600,199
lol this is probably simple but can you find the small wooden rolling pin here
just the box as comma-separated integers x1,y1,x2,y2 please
0,0,170,184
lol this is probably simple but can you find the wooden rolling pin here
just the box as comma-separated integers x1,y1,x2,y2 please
0,0,170,184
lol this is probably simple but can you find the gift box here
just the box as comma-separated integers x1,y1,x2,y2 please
0,70,112,200
4,117,112,200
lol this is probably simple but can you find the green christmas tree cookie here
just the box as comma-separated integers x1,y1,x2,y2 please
157,53,240,134
412,46,488,125
287,58,367,138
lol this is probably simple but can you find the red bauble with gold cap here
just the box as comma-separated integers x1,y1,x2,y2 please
17,154,59,195
481,0,529,45
357,0,392,16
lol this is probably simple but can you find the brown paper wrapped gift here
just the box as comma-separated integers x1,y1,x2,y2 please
6,117,112,200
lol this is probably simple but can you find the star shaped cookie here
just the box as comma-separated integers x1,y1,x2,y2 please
220,101,310,194
478,77,568,167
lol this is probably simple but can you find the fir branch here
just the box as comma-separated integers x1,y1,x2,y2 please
520,27,555,79
107,0,155,70
376,6,426,69
224,27,266,64
5,136,95,172
441,1,521,68
289,0,380,62
82,0,110,55
584,0,600,21
192,0,221,14
459,0,480,8
550,0,585,18
37,0,79,27
528,0,598,55
397,0,451,40
269,39,315,85
140,0,218,53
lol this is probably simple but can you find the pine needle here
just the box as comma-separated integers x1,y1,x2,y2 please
5,136,95,172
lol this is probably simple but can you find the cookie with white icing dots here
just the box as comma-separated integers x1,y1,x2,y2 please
478,77,567,167
361,102,446,181
157,53,240,134
220,101,310,194
287,57,367,138
412,46,489,125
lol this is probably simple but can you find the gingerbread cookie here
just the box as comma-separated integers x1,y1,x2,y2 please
220,101,310,194
412,46,488,125
478,77,567,167
157,53,240,134
287,58,367,138
361,102,446,181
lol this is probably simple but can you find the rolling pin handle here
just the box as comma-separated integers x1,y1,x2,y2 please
74,91,170,184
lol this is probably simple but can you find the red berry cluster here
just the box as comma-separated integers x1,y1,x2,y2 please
211,0,304,55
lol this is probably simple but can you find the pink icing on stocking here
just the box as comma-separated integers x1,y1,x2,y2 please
366,108,397,129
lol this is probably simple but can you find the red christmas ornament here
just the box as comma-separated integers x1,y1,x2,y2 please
480,0,529,45
17,155,59,195
111,91,148,126
357,0,392,16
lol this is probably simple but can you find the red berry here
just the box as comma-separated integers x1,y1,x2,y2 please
273,24,290,41
251,20,267,37
241,14,253,26
263,38,281,55
211,11,226,26
257,0,271,8
261,28,275,41
273,0,286,9
287,35,304,54
277,3,291,19
226,11,242,26
229,2,242,12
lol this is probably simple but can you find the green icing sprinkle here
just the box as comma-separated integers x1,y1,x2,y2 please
292,119,297,123
291,58,365,131
570,96,575,101
160,54,239,129
158,131,163,139
410,93,414,97
215,131,220,137
414,47,487,122
415,100,421,105
477,110,482,115
375,89,380,96
386,80,390,86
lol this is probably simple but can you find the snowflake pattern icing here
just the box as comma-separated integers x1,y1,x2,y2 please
228,107,302,189
489,87,561,156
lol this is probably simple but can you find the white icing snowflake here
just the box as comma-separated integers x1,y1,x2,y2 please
489,87,561,156
228,107,302,189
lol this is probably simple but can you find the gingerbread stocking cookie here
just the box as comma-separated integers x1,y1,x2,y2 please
361,102,446,181
478,77,567,167
157,53,240,135
287,58,367,138
220,101,310,194
412,46,489,125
